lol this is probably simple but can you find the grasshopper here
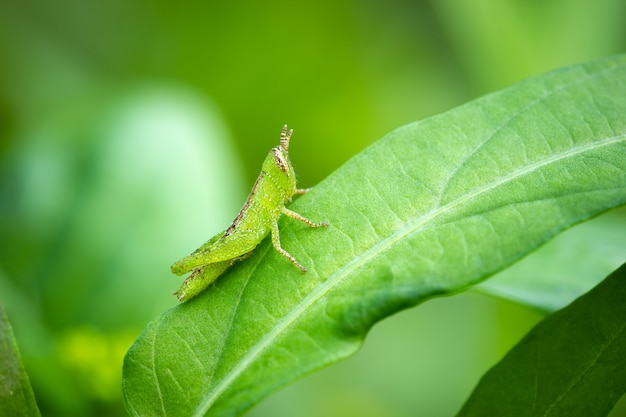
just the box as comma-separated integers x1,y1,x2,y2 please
171,125,328,301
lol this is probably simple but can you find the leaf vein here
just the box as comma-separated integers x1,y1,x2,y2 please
437,67,619,207
172,327,207,373
153,319,167,416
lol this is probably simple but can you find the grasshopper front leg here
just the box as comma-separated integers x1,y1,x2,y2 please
281,207,329,228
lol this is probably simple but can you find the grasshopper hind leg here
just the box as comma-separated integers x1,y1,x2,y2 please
270,221,307,272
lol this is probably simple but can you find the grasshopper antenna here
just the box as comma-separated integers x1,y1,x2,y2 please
280,124,293,152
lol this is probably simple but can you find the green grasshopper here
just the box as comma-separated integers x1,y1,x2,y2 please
171,125,328,301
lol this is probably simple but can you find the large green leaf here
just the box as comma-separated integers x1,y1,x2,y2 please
477,206,626,312
458,262,626,416
0,305,41,417
123,55,626,416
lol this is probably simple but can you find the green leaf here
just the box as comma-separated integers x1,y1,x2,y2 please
477,206,626,312
0,305,41,417
458,263,626,416
123,55,626,417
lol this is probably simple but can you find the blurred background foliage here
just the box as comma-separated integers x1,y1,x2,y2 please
0,0,624,416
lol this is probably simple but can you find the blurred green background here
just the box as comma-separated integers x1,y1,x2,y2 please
0,0,624,416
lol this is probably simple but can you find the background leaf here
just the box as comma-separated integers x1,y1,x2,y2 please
458,263,626,417
0,305,41,417
123,55,626,416
0,88,244,415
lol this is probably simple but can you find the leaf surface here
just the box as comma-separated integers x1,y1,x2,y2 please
458,263,626,417
123,55,626,417
477,206,626,311
0,305,41,417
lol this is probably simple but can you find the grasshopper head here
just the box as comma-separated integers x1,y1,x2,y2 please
264,125,297,194
272,124,294,174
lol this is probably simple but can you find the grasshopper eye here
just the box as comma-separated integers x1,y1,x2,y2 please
273,148,289,173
